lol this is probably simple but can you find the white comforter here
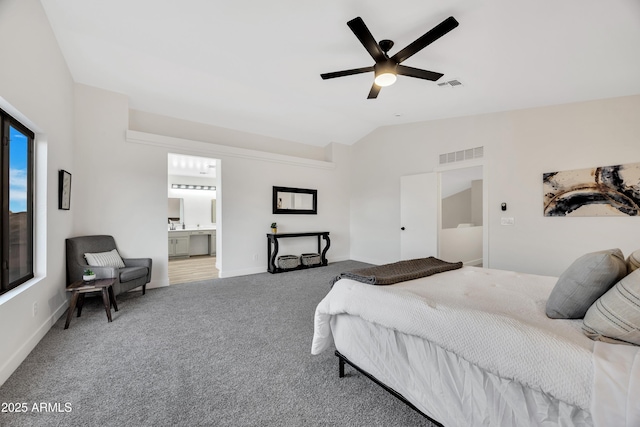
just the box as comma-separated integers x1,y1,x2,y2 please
312,266,640,426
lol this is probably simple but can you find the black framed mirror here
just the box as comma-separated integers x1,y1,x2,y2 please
273,186,317,214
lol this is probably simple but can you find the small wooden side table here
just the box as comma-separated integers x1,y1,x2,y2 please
65,278,118,329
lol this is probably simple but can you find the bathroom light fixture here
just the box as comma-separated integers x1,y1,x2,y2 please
171,184,216,191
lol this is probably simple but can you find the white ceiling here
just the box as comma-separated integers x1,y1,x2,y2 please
40,0,640,147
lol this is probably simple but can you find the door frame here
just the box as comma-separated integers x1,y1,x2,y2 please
434,158,488,267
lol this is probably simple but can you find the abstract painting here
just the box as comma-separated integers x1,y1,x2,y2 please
543,162,640,217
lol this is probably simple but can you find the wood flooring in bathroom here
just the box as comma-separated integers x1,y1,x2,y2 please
168,255,218,285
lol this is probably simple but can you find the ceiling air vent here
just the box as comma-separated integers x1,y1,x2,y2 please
439,146,483,165
437,79,463,87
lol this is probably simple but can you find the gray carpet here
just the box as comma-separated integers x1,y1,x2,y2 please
0,261,436,427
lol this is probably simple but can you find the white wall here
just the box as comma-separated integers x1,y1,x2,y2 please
440,226,483,265
73,87,352,282
130,109,327,161
73,84,170,289
0,0,75,385
442,188,472,229
0,2,352,380
350,95,640,276
217,145,351,276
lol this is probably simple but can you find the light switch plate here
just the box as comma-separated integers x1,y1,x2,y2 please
500,217,515,226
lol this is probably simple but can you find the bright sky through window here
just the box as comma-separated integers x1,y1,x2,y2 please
9,126,28,213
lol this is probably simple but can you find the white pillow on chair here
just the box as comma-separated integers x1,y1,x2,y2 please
84,249,125,268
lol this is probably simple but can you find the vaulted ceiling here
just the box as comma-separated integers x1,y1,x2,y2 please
40,0,640,147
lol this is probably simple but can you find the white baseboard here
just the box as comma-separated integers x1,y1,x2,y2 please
218,266,265,278
349,255,385,266
0,300,68,387
327,256,350,264
146,279,169,290
218,257,352,279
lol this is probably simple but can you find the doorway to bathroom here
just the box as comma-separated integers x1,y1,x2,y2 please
167,153,220,284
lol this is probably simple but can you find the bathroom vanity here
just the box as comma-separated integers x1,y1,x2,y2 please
168,227,216,258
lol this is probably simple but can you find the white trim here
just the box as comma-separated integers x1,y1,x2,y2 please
126,130,335,170
434,157,484,173
0,98,52,388
324,256,351,266
0,96,44,133
218,256,351,278
349,255,389,266
218,266,265,278
0,276,43,305
0,98,48,294
145,280,169,290
0,299,67,386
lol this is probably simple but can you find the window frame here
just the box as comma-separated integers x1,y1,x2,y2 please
0,107,35,294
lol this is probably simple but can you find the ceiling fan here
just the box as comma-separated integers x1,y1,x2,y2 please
321,16,459,99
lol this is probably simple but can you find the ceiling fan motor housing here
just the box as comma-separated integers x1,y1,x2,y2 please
374,60,397,76
379,39,394,54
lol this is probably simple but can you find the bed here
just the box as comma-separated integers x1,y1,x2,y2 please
311,263,640,427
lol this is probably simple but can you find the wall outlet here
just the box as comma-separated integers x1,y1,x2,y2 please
33,301,38,317
252,253,259,261
500,217,515,226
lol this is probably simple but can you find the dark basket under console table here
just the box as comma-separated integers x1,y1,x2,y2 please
267,231,330,273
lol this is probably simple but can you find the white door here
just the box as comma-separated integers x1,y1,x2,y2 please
400,173,438,260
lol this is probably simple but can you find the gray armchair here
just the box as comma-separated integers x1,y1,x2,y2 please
66,235,152,296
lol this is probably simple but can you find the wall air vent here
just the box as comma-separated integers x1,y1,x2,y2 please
439,146,483,165
437,79,463,87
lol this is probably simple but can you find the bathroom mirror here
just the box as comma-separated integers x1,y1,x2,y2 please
272,186,317,214
168,197,184,223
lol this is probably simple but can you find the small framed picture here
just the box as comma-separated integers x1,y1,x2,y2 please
59,169,71,210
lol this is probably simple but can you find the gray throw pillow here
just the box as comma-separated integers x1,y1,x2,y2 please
583,269,640,346
546,249,627,319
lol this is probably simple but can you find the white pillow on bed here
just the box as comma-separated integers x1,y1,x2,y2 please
84,249,125,268
583,269,640,346
545,249,627,319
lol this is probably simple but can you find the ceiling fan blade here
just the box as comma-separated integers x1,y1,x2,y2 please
321,66,374,80
391,16,459,64
367,83,381,99
397,65,443,81
347,17,387,63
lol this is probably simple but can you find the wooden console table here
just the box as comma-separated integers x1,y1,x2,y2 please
267,231,330,273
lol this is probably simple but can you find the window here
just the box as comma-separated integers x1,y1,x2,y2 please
0,108,34,294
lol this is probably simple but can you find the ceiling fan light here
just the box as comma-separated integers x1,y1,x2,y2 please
374,72,397,87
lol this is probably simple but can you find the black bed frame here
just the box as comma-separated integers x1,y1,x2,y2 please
335,350,444,427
